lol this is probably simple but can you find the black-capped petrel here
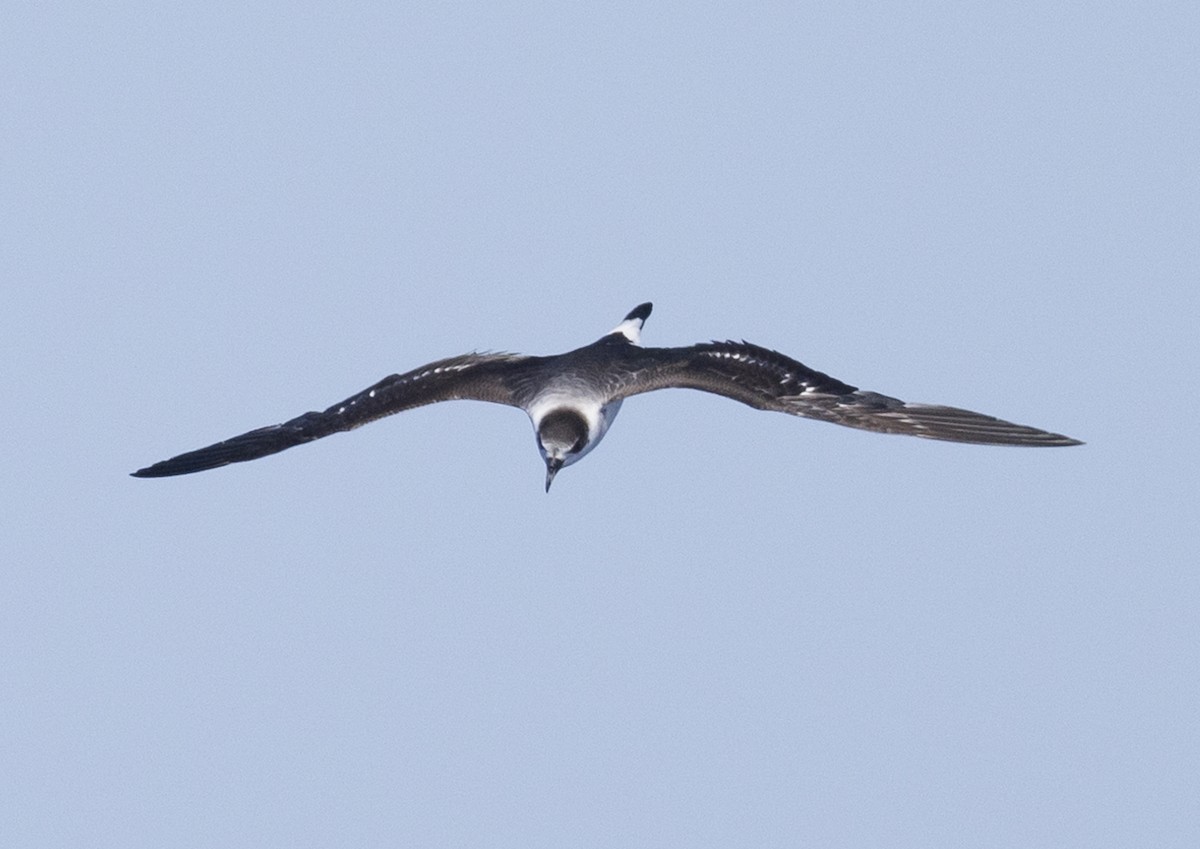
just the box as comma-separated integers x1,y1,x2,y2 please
131,303,1081,490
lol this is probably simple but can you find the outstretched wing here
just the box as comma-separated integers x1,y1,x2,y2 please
131,352,533,477
615,341,1082,446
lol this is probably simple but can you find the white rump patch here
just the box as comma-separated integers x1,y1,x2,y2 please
608,316,644,345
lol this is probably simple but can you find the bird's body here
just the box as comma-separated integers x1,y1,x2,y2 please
132,303,1081,489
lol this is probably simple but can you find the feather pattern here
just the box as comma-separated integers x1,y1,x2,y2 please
610,340,1081,446
131,352,531,477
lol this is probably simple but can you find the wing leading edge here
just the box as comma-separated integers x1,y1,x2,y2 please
614,340,1082,446
131,352,531,478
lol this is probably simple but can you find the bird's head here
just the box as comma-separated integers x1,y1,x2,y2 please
536,408,590,492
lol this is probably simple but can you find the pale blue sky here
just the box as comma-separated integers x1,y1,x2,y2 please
3,2,1197,847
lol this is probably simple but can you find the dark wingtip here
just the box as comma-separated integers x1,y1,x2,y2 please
624,302,653,323
130,463,176,478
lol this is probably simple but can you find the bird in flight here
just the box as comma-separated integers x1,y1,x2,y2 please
132,303,1081,490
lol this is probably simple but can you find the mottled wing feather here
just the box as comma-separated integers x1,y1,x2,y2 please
131,352,532,477
611,341,858,407
617,341,1081,446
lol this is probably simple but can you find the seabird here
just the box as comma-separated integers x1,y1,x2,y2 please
131,302,1081,490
